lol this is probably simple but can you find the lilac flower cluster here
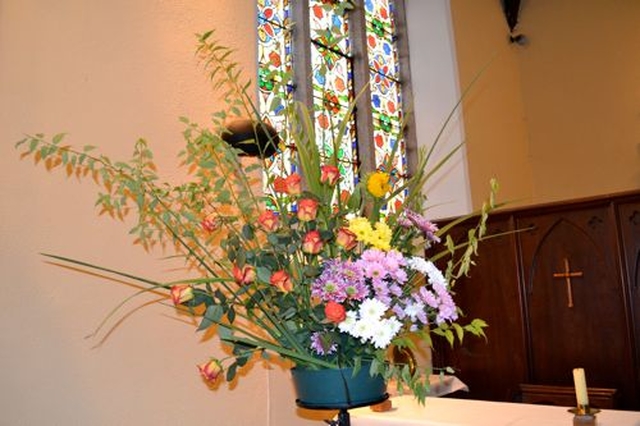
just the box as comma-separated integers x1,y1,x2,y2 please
311,249,410,305
311,258,369,303
399,257,459,326
310,248,459,353
354,249,408,305
399,209,441,246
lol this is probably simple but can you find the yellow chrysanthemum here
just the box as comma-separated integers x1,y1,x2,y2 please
366,171,391,198
347,217,392,251
370,221,392,251
347,217,373,241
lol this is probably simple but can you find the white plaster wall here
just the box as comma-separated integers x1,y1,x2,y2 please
0,1,267,425
405,0,472,218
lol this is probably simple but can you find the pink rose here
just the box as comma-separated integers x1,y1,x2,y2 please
257,210,279,232
297,198,319,222
320,165,340,186
198,359,223,383
270,270,293,293
170,284,194,305
336,227,357,251
302,230,323,254
325,301,346,323
232,264,256,285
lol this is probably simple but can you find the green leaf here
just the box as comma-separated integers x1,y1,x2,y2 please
52,133,65,145
257,266,272,283
227,306,236,323
217,189,231,203
452,323,464,343
214,289,227,304
281,306,296,320
199,159,216,169
218,324,232,340
226,362,237,382
242,224,254,240
198,304,224,331
236,354,250,367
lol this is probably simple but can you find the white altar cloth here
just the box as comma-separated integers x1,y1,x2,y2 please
350,395,640,426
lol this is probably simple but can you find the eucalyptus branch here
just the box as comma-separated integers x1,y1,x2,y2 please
197,30,257,120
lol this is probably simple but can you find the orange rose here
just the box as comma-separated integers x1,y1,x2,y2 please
273,176,288,193
200,215,218,233
270,270,293,293
302,230,323,254
297,198,319,222
284,173,302,195
170,284,194,305
232,264,256,285
320,164,340,186
324,301,346,323
257,210,279,232
273,173,302,195
336,227,357,251
198,359,223,383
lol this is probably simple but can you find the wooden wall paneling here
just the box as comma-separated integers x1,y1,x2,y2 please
516,202,636,408
437,192,640,410
519,383,620,409
615,198,640,408
433,214,527,402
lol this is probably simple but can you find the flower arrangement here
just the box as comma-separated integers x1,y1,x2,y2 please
15,31,497,403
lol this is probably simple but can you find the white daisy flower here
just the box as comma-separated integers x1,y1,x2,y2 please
338,310,359,334
358,297,387,321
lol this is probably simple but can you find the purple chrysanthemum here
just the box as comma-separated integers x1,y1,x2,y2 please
310,331,338,355
399,210,441,245
356,249,408,285
434,286,458,323
311,259,366,303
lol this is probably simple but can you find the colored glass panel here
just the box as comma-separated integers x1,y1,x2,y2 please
309,0,357,192
257,0,295,187
257,1,408,211
365,0,405,211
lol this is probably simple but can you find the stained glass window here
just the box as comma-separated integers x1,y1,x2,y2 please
256,0,412,210
309,0,357,194
257,0,295,180
364,0,406,211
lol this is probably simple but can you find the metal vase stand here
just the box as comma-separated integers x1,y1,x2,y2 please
296,393,389,426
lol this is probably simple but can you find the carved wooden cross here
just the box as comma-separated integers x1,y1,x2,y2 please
553,258,583,308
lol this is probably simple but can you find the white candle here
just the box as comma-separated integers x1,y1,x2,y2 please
573,368,589,407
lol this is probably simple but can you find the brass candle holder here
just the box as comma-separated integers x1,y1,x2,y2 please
568,405,600,425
